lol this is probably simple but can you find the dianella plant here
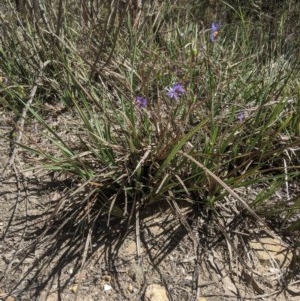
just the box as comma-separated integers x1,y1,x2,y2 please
0,0,299,256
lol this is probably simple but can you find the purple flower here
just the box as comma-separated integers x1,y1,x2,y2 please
210,22,221,43
238,111,244,122
136,96,147,109
1,77,8,85
167,83,185,100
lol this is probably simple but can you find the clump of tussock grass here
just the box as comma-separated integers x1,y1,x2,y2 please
0,1,300,293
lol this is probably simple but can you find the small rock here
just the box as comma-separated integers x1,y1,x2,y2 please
67,266,74,275
144,284,169,301
6,296,16,301
71,284,78,293
249,237,292,268
50,191,61,202
103,284,112,291
128,283,134,293
101,275,111,282
123,240,137,256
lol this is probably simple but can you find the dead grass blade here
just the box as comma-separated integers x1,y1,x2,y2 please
74,220,93,301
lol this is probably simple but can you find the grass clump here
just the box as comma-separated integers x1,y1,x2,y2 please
0,0,300,288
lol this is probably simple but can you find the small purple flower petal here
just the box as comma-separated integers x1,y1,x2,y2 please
167,89,179,100
136,96,147,109
212,22,221,32
210,22,221,43
1,77,8,85
238,111,244,122
167,83,185,100
173,83,185,95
